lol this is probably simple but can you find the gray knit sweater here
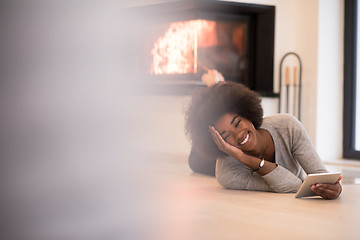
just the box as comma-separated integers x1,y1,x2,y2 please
215,113,328,193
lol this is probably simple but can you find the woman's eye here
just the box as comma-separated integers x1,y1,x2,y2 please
235,119,241,127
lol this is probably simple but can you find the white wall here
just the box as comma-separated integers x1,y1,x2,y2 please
316,0,344,160
136,95,193,155
124,0,344,160
291,0,319,144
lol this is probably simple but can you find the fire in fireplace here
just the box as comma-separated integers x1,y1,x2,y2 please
123,0,275,95
149,19,249,85
150,19,219,75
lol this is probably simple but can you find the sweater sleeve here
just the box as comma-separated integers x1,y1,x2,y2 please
216,156,302,193
289,116,328,174
261,165,303,192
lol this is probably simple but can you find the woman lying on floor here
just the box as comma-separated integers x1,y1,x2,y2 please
185,82,342,200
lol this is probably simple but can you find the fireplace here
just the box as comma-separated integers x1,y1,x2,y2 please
122,0,276,96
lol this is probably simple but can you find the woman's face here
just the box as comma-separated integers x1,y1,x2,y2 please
214,112,258,152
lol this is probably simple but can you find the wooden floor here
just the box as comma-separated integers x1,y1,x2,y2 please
123,152,360,240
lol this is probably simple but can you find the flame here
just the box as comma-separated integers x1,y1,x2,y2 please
150,19,218,75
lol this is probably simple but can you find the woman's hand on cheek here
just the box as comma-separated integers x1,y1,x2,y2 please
209,126,243,157
310,176,342,200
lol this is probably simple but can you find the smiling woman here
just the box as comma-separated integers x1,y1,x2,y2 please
185,82,342,199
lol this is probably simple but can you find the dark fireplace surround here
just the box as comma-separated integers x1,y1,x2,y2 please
123,0,276,96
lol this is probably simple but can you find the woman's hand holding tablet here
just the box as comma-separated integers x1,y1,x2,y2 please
295,172,342,199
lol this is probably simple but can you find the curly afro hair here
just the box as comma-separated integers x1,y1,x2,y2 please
185,82,264,158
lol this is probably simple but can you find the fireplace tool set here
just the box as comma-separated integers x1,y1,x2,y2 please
278,52,302,121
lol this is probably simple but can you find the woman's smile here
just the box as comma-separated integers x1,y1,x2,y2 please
239,132,250,145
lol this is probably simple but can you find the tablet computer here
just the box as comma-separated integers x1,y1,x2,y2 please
295,172,341,198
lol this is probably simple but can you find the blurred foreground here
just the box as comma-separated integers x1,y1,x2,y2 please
1,1,156,239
